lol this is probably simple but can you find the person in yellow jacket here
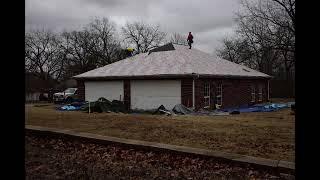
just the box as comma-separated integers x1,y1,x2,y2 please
127,48,134,52
126,48,135,57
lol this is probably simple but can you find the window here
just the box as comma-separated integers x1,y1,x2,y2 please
216,83,222,106
258,85,263,101
251,85,255,102
204,82,210,108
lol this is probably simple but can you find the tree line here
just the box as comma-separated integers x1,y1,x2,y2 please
26,0,295,83
25,18,189,82
216,0,295,80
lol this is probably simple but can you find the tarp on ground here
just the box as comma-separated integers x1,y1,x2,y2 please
81,98,110,113
190,109,230,116
110,100,126,113
80,98,126,113
172,104,193,115
219,102,294,113
190,108,211,116
209,111,230,116
153,105,172,115
70,101,86,107
59,105,80,111
58,101,85,111
58,97,126,113
171,104,229,116
134,104,229,116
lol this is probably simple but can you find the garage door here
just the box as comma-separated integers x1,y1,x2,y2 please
85,81,123,102
131,80,181,110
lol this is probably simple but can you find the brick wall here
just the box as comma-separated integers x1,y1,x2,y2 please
123,80,131,111
194,79,204,110
222,80,252,108
209,80,221,109
76,80,85,101
181,79,193,108
80,78,269,110
220,79,269,109
192,78,269,110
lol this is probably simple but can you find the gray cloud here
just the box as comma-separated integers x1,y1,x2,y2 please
194,26,236,55
26,0,240,53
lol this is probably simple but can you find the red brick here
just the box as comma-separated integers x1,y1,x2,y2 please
77,80,85,101
123,80,131,111
181,79,193,108
192,78,269,110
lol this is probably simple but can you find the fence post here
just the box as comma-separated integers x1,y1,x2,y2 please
88,101,90,115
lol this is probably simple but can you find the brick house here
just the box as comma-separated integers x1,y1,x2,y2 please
74,43,271,111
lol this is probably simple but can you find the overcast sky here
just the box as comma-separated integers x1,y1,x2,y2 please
26,0,240,54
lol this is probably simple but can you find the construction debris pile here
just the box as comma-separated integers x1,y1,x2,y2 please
57,98,294,116
57,97,126,113
152,102,295,116
152,104,229,116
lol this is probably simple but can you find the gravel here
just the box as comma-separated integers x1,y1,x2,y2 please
25,134,294,180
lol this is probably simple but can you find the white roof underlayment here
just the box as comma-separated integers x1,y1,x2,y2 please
74,44,270,79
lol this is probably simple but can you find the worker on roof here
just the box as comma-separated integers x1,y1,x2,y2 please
187,32,194,49
126,48,135,57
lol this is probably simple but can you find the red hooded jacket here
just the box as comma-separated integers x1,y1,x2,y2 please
187,34,193,43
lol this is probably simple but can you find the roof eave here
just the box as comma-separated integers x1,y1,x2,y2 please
73,74,272,81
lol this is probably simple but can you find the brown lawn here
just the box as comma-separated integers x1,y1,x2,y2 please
25,100,295,162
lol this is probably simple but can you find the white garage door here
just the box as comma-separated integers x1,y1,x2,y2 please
131,80,181,110
85,81,123,102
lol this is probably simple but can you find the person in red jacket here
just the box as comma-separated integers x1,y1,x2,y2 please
187,32,194,49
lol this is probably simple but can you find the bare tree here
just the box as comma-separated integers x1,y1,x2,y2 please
59,29,97,78
170,33,187,45
242,0,295,33
216,37,254,66
121,22,167,53
59,18,130,79
217,0,295,80
237,9,279,74
238,0,295,78
88,18,123,66
25,29,64,81
26,18,169,81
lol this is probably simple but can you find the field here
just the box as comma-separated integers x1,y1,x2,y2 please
25,100,295,162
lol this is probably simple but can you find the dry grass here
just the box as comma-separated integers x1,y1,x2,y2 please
25,100,295,162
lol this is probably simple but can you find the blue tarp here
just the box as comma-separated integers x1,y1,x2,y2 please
57,101,85,111
219,102,294,113
58,105,81,111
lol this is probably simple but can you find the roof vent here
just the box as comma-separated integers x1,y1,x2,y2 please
242,68,250,72
148,43,175,55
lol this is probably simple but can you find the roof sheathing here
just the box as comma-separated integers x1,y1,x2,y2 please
74,44,271,80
